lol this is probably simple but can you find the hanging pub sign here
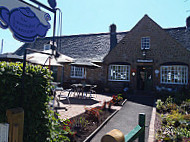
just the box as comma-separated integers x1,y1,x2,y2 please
0,0,51,42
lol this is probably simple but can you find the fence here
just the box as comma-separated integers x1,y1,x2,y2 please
6,108,24,142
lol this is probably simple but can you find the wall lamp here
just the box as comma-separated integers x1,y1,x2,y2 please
142,48,146,58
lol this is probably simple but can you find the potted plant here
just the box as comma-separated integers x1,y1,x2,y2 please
112,94,123,106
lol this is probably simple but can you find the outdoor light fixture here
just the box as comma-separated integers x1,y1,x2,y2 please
131,69,136,77
142,49,146,58
132,72,136,76
155,69,159,77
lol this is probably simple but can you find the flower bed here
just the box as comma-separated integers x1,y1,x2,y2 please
155,96,190,142
62,107,116,142
61,94,124,142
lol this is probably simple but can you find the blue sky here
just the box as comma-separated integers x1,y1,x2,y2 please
0,0,189,53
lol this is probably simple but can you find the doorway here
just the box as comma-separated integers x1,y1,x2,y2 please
137,66,153,90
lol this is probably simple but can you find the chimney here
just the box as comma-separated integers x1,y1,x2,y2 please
110,24,117,51
186,16,190,30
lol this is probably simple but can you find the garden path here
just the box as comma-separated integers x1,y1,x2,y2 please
90,94,155,142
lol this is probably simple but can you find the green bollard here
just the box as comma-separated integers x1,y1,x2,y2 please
138,113,145,142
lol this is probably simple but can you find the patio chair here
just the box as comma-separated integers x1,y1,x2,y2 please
82,85,91,98
55,86,70,106
49,88,56,109
89,85,97,98
67,88,75,98
70,84,82,97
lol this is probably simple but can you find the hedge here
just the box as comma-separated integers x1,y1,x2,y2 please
0,62,69,142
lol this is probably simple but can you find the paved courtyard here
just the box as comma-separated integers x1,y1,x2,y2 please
50,91,155,142
53,91,122,120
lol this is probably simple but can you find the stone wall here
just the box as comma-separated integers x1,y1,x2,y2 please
62,64,104,91
102,15,190,92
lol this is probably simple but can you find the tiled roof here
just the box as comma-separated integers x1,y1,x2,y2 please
0,52,23,61
164,26,190,50
14,26,190,62
14,32,127,62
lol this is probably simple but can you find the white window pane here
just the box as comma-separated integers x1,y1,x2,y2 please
141,37,150,49
70,66,85,78
108,65,130,81
160,65,188,85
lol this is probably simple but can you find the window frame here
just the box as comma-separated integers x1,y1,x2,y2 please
141,37,150,50
160,65,188,85
108,64,130,81
70,66,86,79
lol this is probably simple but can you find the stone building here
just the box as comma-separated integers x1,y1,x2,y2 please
15,15,190,92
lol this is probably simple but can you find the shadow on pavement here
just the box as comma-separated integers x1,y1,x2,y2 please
54,107,68,111
125,91,155,107
96,91,155,107
60,97,99,105
127,95,155,107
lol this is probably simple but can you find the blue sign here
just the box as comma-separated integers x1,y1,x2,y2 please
0,6,51,42
48,0,57,9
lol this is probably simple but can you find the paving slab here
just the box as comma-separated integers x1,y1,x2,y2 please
54,91,121,120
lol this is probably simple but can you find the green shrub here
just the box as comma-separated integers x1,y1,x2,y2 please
180,100,190,114
156,99,164,112
156,89,190,105
0,62,69,142
156,96,190,141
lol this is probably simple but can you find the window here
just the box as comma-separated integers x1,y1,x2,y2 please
70,66,85,78
160,65,188,84
44,44,51,50
109,65,130,81
141,37,150,50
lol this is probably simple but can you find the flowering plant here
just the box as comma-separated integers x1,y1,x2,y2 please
112,94,123,105
85,107,102,124
63,119,77,136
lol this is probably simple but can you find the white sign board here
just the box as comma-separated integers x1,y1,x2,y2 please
0,123,9,142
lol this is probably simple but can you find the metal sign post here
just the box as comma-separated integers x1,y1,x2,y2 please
0,0,59,105
19,0,58,106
